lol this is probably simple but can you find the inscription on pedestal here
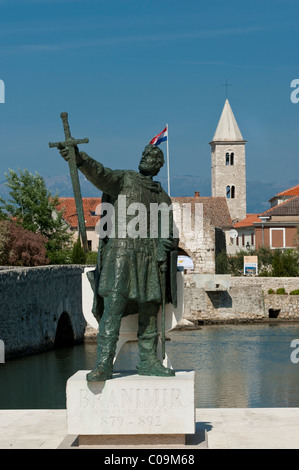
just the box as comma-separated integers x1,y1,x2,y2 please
80,387,183,409
67,371,195,435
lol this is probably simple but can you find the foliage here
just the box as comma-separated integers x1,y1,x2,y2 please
71,238,87,264
217,249,250,276
290,289,299,295
271,249,299,277
219,246,299,277
0,168,72,262
268,288,275,294
47,248,72,265
215,251,229,274
86,250,98,265
0,220,49,266
215,228,228,274
276,287,287,295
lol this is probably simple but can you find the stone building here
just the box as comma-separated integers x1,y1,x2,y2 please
172,194,232,273
255,194,299,249
229,213,260,254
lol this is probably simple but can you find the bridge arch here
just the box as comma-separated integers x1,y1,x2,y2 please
54,311,75,348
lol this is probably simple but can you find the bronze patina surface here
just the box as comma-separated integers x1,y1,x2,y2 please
56,121,178,381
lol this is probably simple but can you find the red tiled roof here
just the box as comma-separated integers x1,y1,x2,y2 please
269,184,299,201
57,195,233,229
234,213,260,228
259,195,299,217
57,197,102,228
171,196,232,227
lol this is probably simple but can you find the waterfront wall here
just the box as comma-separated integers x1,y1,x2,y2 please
0,265,86,359
183,274,299,324
0,266,298,359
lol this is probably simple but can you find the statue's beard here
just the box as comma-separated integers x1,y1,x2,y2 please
138,161,159,176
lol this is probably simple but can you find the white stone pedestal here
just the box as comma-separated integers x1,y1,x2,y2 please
67,370,195,443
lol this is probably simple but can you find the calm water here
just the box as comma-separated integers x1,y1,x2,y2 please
0,323,299,409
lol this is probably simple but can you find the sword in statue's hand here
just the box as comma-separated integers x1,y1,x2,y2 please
49,112,89,252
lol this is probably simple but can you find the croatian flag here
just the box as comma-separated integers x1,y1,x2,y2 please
150,126,168,146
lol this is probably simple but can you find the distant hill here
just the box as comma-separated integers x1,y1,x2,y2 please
0,172,298,216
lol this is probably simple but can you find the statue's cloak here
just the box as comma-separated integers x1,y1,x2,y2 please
83,170,178,323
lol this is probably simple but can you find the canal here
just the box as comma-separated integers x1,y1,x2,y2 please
0,323,299,409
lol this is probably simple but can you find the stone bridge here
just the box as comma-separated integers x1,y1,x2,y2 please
0,266,86,359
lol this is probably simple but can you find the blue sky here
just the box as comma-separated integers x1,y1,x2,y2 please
0,0,298,196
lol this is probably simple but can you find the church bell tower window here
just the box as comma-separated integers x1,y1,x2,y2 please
226,185,235,199
225,152,234,165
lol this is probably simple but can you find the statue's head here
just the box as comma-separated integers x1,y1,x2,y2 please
138,144,165,176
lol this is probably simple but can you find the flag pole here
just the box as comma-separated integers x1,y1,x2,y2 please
166,123,170,196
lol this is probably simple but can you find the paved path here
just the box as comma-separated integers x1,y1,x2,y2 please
1,408,299,449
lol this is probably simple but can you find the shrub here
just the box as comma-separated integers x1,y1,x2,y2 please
276,287,287,295
290,289,299,295
0,220,49,266
86,250,98,265
215,251,229,274
272,249,299,277
268,288,275,294
71,238,87,264
47,248,72,265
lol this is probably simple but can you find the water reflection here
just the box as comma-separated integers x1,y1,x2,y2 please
0,324,299,409
167,324,299,408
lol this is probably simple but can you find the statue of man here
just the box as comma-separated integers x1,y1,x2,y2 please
59,143,178,381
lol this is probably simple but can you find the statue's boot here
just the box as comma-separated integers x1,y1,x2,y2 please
136,305,175,377
86,333,117,381
137,331,175,376
86,293,125,382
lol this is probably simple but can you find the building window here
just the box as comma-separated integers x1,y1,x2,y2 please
226,185,235,199
270,228,285,249
225,152,234,165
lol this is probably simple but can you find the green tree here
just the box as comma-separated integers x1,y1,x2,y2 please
71,238,87,264
272,249,299,277
215,251,229,274
0,168,72,262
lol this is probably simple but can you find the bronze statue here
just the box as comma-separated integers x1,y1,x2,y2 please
55,119,178,381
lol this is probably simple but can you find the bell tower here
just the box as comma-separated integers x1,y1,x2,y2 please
210,99,247,223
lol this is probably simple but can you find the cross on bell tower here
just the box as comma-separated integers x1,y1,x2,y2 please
210,98,247,223
222,79,232,99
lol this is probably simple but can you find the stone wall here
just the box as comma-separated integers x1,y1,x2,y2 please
182,274,299,324
0,265,86,359
1,265,298,359
173,201,215,273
